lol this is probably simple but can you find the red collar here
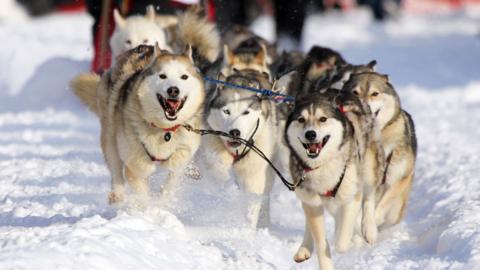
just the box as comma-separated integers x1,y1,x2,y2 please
149,122,182,133
230,148,251,163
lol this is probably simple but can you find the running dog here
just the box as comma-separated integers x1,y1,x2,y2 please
203,69,278,229
111,5,220,69
71,44,207,204
285,93,362,269
343,72,417,230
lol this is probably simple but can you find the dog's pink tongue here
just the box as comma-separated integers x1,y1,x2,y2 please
308,143,321,152
166,99,181,110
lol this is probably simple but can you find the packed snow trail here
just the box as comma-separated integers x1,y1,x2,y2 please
1,9,480,270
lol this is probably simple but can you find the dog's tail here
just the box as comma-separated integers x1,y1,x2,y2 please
177,5,220,67
70,73,101,116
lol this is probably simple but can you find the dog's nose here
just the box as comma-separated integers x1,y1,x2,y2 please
167,87,180,98
305,130,317,141
229,129,241,138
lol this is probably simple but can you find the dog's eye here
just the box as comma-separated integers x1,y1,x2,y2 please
159,74,167,79
223,109,230,115
298,117,305,123
181,74,188,80
125,39,132,45
243,110,250,115
143,39,148,44
352,90,359,95
372,92,379,97
319,117,327,122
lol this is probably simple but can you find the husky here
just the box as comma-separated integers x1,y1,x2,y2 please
203,69,278,229
330,60,377,90
111,5,220,70
222,37,272,79
343,72,417,229
271,50,305,79
285,94,362,269
223,25,277,66
292,46,347,97
70,44,206,204
110,6,172,60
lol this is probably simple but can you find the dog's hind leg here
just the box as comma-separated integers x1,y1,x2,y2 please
303,203,334,270
375,171,413,227
336,191,362,253
384,172,414,226
294,220,313,263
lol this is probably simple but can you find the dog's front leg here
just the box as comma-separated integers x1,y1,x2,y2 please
303,203,334,270
101,129,125,204
235,164,273,229
294,219,313,263
362,187,378,245
335,191,362,253
124,165,150,205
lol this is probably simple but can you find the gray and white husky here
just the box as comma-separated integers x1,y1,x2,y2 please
284,94,362,269
343,72,417,229
202,69,278,229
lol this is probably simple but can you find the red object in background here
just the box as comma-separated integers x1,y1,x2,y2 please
55,0,86,13
404,0,480,13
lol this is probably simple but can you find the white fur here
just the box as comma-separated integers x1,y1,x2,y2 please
286,106,361,269
110,10,171,61
204,91,276,229
139,60,203,126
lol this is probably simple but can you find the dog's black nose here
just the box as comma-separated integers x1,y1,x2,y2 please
167,87,180,98
305,130,317,141
229,129,241,138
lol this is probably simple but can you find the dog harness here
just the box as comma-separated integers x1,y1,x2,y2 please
293,156,347,198
230,142,253,163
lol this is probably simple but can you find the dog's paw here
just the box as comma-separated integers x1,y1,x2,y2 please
108,191,124,204
293,247,311,263
362,216,378,245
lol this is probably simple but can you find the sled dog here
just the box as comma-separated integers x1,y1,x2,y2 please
203,69,278,229
285,93,361,269
343,72,417,229
111,5,220,69
71,44,206,204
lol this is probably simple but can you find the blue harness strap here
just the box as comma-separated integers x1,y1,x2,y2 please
203,76,295,103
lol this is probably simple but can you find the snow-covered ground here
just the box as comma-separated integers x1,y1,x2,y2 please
1,7,480,270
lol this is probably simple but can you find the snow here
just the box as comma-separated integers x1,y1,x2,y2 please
1,7,480,270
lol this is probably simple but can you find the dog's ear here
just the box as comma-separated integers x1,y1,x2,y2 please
153,42,163,57
183,44,193,62
223,45,234,66
367,60,377,71
113,9,126,29
217,72,226,82
273,70,296,94
216,72,226,90
145,5,156,22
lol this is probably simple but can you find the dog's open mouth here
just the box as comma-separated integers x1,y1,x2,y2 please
301,135,330,158
157,94,187,121
227,141,242,148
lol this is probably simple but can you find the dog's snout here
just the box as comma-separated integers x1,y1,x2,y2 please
167,86,180,98
229,129,241,138
305,130,317,141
